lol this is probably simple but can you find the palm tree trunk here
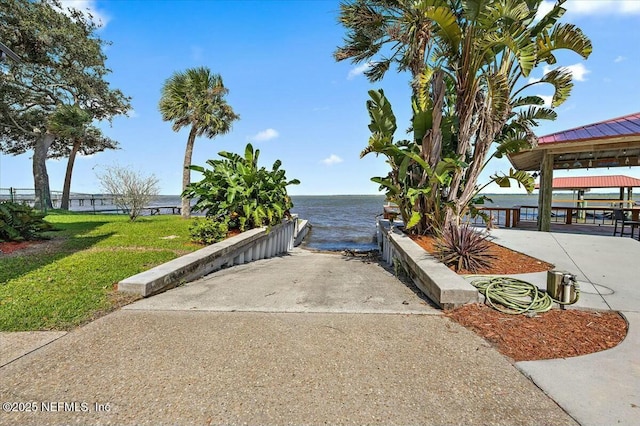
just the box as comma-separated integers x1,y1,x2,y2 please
61,138,81,210
181,126,198,218
33,133,54,211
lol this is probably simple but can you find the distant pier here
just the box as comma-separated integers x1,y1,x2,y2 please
0,188,115,209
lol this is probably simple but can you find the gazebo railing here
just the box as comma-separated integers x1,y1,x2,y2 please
519,205,639,226
468,205,639,228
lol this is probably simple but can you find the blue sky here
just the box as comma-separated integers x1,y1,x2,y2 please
1,0,640,195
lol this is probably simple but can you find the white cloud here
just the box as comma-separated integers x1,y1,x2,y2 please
563,63,590,82
538,95,553,108
251,128,279,142
321,154,343,166
565,0,640,15
534,1,556,21
59,0,110,28
542,63,590,82
347,62,372,80
614,56,626,63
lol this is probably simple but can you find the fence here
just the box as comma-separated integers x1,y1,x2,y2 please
0,187,117,213
466,205,640,228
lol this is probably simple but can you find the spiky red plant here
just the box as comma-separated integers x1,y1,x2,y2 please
435,223,496,272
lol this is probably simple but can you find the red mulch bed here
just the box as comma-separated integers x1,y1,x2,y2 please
0,240,43,255
445,304,628,361
408,234,553,275
409,233,628,361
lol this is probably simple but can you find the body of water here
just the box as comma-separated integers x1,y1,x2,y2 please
294,193,640,251
290,195,385,252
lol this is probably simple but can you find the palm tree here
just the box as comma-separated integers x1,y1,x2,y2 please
336,0,591,231
159,67,239,218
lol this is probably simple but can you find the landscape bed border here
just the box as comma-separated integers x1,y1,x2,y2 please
377,219,479,309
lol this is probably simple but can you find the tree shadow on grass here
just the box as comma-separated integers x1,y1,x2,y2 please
0,220,113,284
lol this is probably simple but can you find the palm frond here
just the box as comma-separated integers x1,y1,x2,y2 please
537,23,592,65
538,67,573,107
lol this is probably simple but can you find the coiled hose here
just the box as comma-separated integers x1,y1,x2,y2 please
469,276,580,315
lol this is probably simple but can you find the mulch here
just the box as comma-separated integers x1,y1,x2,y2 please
408,234,554,275
0,240,42,255
445,303,628,361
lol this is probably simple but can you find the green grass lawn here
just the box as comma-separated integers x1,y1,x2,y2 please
0,212,203,331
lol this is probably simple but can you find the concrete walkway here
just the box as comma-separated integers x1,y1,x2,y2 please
484,229,640,426
0,250,575,426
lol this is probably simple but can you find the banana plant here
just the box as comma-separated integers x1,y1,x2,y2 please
363,89,465,233
184,143,299,231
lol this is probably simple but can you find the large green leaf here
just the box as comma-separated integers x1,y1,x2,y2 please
531,0,566,35
412,107,434,145
406,211,422,229
511,95,545,108
367,89,397,137
484,71,511,117
537,23,592,65
416,0,463,48
371,176,399,195
477,0,531,28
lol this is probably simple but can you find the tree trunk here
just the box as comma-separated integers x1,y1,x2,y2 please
181,126,198,219
33,133,54,211
427,70,445,169
61,138,81,210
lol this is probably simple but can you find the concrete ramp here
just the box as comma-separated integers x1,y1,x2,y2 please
125,248,438,314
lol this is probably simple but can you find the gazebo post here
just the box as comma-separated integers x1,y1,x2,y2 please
577,189,585,221
619,187,625,207
538,151,554,231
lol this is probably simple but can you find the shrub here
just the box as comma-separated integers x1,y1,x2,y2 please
435,223,495,273
0,202,54,241
189,218,229,245
184,143,300,231
95,165,160,221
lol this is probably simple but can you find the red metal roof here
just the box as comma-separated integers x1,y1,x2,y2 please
538,112,640,145
535,175,640,190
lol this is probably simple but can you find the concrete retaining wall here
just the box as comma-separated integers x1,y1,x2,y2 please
377,219,478,310
294,219,311,247
118,219,299,297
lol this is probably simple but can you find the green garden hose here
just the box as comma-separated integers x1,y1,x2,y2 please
469,276,580,315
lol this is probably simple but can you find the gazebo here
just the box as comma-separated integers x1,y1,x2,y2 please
535,175,640,203
534,175,640,222
508,112,640,231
